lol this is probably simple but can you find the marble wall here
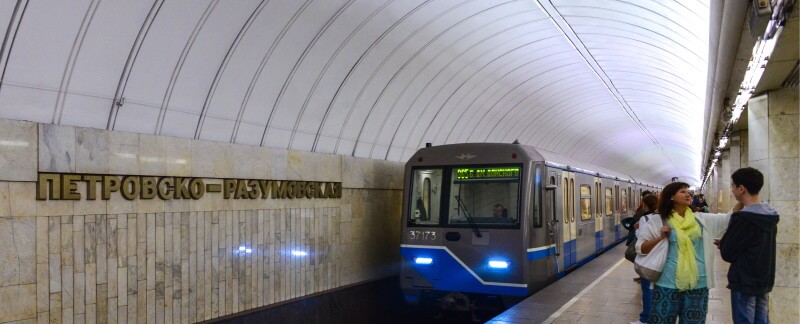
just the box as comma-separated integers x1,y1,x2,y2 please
747,88,799,323
0,119,405,323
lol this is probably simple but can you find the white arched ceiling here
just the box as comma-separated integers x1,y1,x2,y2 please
0,0,710,185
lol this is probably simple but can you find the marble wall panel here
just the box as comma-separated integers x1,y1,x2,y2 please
39,124,76,173
0,284,36,322
769,115,799,159
773,200,800,245
165,137,192,177
770,286,800,324
342,157,376,189
0,217,35,287
76,128,109,174
287,151,318,181
775,243,799,288
109,132,140,175
0,119,37,181
748,95,770,162
191,141,214,178
139,134,167,176
769,86,800,115
233,144,258,179
9,182,35,217
769,158,799,201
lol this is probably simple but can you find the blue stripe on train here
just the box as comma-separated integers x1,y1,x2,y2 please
400,246,528,296
595,231,603,252
527,246,557,261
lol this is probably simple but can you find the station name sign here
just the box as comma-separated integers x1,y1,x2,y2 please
37,173,342,201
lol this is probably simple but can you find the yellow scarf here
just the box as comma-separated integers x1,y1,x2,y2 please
668,209,702,290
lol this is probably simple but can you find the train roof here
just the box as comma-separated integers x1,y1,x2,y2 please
411,143,659,188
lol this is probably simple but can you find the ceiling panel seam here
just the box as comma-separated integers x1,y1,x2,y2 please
235,0,312,146
289,0,393,150
376,14,542,159
504,85,612,142
312,0,434,152
399,33,557,158
261,1,359,147
0,0,28,95
409,37,560,153
190,0,268,142
108,0,165,131
439,47,570,143
333,0,479,155
535,0,678,172
156,0,216,135
53,0,99,125
472,65,592,142
460,62,586,142
259,0,357,147
351,0,517,157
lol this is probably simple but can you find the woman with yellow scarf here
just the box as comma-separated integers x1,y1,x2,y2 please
637,182,730,323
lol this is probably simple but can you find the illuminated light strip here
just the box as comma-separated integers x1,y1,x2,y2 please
526,244,556,253
400,244,527,288
702,26,784,190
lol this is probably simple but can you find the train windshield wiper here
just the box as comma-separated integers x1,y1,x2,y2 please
454,195,481,238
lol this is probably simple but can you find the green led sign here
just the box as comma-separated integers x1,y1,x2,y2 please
455,167,520,182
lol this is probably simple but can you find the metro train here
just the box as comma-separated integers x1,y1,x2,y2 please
399,143,660,308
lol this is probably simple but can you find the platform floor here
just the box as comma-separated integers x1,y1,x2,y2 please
487,243,733,324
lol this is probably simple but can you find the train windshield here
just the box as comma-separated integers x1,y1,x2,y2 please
448,166,520,226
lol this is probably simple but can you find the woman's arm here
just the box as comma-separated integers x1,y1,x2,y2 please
640,226,670,254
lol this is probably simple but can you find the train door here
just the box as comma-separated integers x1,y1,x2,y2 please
602,179,616,247
593,177,603,252
575,175,594,262
543,171,559,279
614,182,621,241
562,172,577,268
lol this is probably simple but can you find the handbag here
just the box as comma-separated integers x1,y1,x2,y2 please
633,214,668,282
625,237,637,262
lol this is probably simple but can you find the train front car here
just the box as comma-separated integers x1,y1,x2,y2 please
399,143,547,309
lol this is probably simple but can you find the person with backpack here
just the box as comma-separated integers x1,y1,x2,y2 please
626,194,658,324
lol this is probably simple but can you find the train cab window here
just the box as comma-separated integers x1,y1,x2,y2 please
620,189,628,212
579,185,591,220
605,188,613,216
409,169,443,225
448,166,521,226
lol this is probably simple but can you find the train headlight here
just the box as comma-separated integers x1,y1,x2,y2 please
414,257,433,265
488,260,509,269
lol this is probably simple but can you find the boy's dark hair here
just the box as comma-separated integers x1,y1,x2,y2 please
641,190,652,197
731,167,764,195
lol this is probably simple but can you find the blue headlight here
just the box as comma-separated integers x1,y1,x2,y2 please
488,260,509,269
414,257,433,265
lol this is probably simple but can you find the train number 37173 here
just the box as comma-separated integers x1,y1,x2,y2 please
409,230,437,241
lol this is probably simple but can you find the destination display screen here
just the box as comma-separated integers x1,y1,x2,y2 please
454,166,521,182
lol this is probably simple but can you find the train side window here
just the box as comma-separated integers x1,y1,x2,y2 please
580,185,591,220
605,188,613,216
409,169,442,225
620,189,628,212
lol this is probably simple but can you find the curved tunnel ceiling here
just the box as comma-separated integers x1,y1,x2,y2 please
0,0,710,185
